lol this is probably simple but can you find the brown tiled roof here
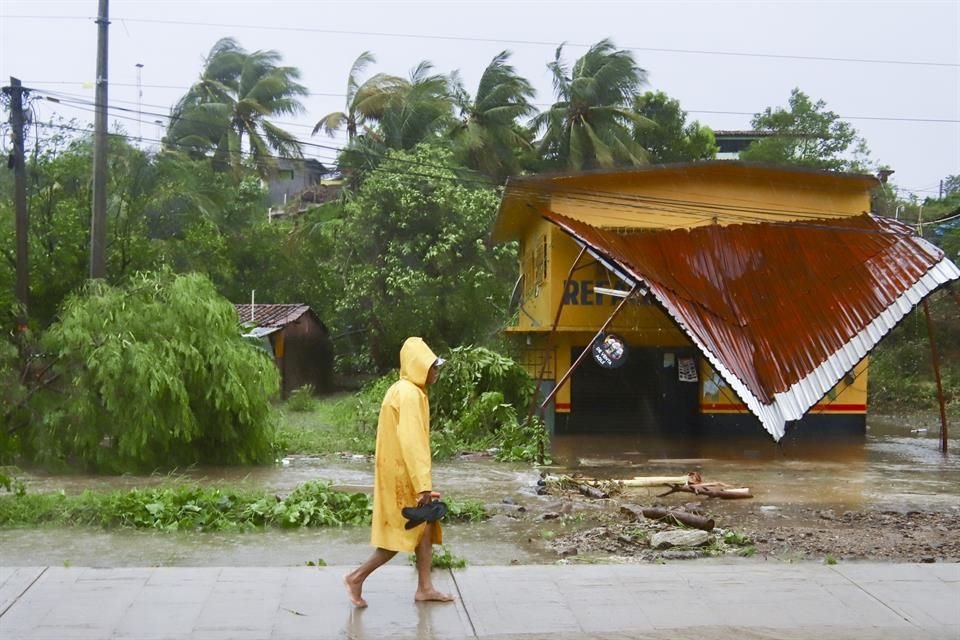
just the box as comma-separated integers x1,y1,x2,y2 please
234,304,311,328
543,210,960,440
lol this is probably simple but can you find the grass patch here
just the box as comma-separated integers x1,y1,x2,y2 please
410,545,468,569
274,392,377,456
0,481,487,532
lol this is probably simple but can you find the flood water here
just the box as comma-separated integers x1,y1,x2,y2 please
2,415,958,567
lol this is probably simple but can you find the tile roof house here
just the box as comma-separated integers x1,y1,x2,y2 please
235,304,333,397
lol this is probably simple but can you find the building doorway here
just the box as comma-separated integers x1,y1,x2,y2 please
560,346,700,434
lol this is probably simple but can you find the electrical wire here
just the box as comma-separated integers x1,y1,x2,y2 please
24,95,956,236
4,14,959,68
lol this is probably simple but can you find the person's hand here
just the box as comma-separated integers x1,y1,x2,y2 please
417,490,441,506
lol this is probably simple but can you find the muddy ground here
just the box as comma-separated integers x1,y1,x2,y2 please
525,482,960,564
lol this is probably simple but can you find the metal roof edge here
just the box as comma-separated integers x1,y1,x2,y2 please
772,256,960,421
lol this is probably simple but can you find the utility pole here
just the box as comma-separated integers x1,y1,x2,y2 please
90,0,110,279
3,77,28,327
135,62,143,142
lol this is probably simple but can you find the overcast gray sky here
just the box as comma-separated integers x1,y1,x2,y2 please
2,0,958,197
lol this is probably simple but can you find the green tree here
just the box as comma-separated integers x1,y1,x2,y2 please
167,37,308,176
333,145,517,370
378,61,454,151
739,88,871,172
36,269,279,471
449,51,536,181
633,91,718,163
533,39,651,171
312,51,401,140
336,61,454,185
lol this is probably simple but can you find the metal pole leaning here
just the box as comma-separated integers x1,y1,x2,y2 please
922,299,948,454
540,284,638,411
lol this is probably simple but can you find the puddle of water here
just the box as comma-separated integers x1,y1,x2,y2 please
4,414,957,567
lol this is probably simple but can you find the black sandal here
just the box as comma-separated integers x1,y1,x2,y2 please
401,501,448,529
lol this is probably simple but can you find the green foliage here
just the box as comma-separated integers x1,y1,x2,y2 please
740,88,871,172
0,481,484,531
722,530,752,546
450,51,537,182
533,39,651,171
0,481,370,531
305,558,327,566
167,37,308,176
869,291,958,412
824,555,838,565
442,497,487,522
410,544,468,569
429,346,547,462
286,385,318,413
633,91,718,163
36,269,280,471
334,145,517,370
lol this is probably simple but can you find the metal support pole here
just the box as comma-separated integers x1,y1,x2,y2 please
89,0,110,279
922,299,948,454
540,285,638,410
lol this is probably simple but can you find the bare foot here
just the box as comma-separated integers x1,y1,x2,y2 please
415,588,455,603
344,574,368,608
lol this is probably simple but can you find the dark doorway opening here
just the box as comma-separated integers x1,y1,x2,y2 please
559,346,700,434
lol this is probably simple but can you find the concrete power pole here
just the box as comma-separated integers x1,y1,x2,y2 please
90,0,110,279
3,77,28,326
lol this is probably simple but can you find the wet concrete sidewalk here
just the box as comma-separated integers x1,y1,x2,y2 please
1,563,957,639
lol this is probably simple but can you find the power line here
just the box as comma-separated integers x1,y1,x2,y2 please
24,81,960,125
30,118,934,237
4,14,959,68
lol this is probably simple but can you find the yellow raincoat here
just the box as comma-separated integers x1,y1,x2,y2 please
370,337,443,552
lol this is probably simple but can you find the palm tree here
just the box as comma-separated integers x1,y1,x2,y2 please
449,51,537,182
533,39,651,171
377,61,454,151
167,37,308,176
312,51,402,140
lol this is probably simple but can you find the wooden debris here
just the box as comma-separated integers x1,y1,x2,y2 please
620,475,690,487
658,482,752,500
578,483,609,499
621,503,715,531
640,507,715,531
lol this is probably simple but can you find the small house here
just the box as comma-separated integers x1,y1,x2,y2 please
235,304,334,397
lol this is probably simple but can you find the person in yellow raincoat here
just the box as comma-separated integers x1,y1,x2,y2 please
344,337,454,608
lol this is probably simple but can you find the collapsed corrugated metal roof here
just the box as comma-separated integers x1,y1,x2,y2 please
543,210,960,440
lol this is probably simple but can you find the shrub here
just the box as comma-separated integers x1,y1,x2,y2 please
286,385,317,413
34,269,280,471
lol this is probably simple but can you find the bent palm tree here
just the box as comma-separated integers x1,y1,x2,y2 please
450,51,536,182
533,38,651,171
377,61,454,151
313,51,401,140
168,37,308,176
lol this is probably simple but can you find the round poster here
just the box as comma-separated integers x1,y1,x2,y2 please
592,333,628,369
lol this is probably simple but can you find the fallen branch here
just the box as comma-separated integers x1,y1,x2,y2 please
578,483,609,499
657,483,752,499
620,504,715,531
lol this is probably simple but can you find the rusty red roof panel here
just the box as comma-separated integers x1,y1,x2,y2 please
543,211,960,439
234,304,310,328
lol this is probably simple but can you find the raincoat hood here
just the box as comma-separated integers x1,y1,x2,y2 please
399,337,439,387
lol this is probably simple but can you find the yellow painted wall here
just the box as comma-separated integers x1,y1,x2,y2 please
549,169,871,231
699,358,869,414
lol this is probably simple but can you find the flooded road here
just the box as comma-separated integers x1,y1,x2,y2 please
2,415,957,567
